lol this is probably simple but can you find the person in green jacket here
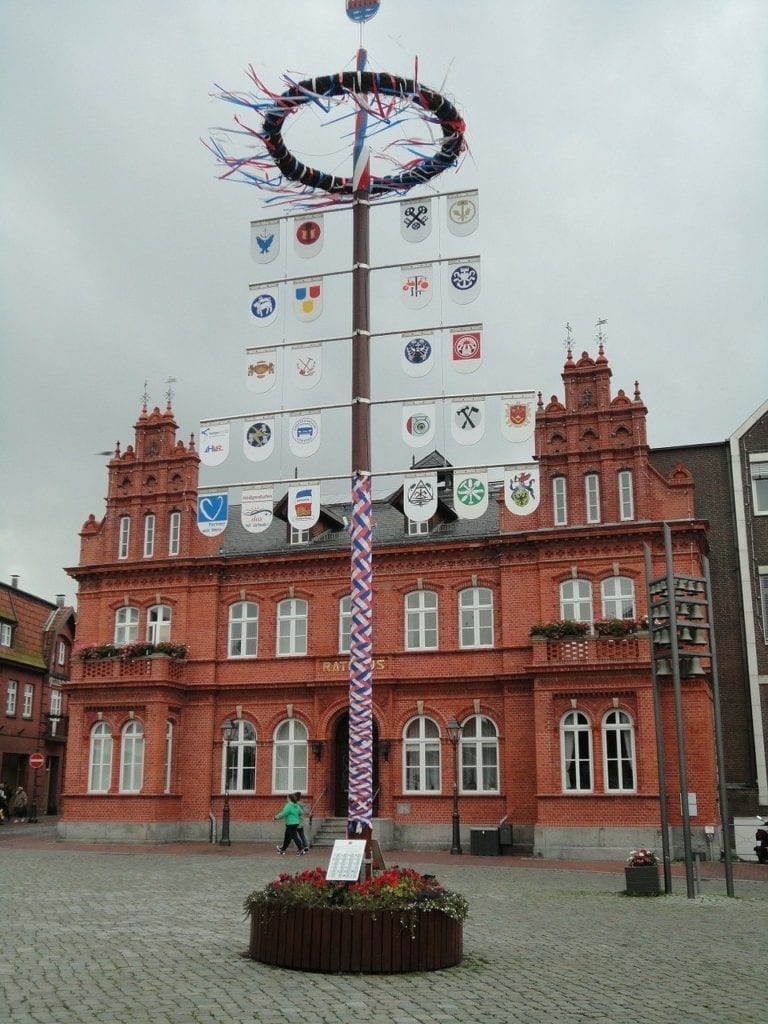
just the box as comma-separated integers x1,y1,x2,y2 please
274,793,306,855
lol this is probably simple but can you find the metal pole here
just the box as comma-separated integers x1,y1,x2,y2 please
664,523,695,898
702,553,735,896
644,543,673,893
220,736,231,847
451,735,462,855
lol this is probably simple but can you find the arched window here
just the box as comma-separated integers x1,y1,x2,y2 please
276,598,308,656
146,604,171,644
88,721,113,793
405,590,438,650
561,710,593,791
228,601,259,658
460,715,499,792
601,577,636,620
114,606,139,645
603,709,636,791
403,716,441,792
339,595,351,654
560,579,593,627
119,720,144,793
273,719,308,793
459,587,493,648
224,719,257,793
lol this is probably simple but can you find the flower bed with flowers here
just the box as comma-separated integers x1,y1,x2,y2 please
624,848,660,896
245,866,468,973
76,641,188,660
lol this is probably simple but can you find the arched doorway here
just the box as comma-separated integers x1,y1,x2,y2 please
332,712,379,817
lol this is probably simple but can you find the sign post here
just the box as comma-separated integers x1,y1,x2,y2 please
28,751,44,823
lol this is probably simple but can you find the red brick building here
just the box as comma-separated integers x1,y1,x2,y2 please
60,347,721,858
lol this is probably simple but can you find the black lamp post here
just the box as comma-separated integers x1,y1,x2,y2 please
446,716,463,855
220,718,236,847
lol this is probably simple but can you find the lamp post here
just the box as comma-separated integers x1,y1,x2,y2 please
446,717,463,855
220,718,236,847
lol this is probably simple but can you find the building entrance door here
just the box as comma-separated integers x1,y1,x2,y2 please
333,712,379,817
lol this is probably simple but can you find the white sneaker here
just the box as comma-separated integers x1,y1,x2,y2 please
276,846,285,855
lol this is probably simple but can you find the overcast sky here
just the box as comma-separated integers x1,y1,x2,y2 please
1,0,766,606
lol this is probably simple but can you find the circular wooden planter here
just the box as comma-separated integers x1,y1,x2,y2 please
624,864,661,896
248,905,463,973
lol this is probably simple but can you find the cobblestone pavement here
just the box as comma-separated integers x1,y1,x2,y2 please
2,821,767,1024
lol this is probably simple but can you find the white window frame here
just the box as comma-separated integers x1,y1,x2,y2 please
600,577,636,620
120,720,145,793
751,456,768,515
290,526,310,545
88,722,113,793
0,621,12,647
560,579,593,626
22,683,34,719
143,513,155,557
407,518,429,536
339,595,351,654
163,720,174,793
459,587,494,648
553,477,568,526
228,601,259,658
403,716,441,792
759,570,768,643
146,604,171,644
114,606,139,645
168,511,181,556
602,709,636,792
57,640,67,666
223,719,257,793
585,473,601,524
561,710,593,792
118,515,130,559
459,715,499,793
6,679,18,715
405,590,438,650
276,598,308,656
618,470,635,521
272,718,309,793
49,688,62,717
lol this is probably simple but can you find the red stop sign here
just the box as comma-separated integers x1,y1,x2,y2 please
29,752,44,769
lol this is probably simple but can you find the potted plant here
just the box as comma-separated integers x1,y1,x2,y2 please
245,865,468,973
529,620,590,640
624,847,661,896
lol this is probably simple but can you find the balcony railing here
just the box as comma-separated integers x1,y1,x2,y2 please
76,655,186,682
531,634,649,666
43,714,69,742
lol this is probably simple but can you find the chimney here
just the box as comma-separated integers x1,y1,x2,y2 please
56,594,65,608
10,575,19,589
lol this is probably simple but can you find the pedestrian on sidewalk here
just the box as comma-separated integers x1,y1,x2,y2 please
11,786,28,823
274,793,306,855
294,792,309,852
0,784,9,823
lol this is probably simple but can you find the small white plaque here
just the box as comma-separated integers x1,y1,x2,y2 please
326,839,367,882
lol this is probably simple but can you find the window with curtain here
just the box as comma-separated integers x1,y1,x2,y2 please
751,457,768,514
602,709,636,791
405,590,438,650
88,721,113,793
146,604,171,643
272,719,308,792
228,601,258,658
403,716,441,792
561,710,592,791
600,577,636,619
459,587,493,648
460,715,499,792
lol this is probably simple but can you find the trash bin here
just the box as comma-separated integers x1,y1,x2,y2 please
498,823,513,855
470,827,501,856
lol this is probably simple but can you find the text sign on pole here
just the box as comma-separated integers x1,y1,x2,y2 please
326,839,367,881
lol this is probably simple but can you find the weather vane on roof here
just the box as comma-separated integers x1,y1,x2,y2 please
165,376,177,407
595,318,608,346
564,322,573,352
141,380,150,408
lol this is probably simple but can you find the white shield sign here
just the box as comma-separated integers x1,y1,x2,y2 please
199,422,229,466
289,414,321,457
402,402,436,448
401,333,435,377
243,419,275,462
501,392,536,442
451,329,482,373
287,483,320,529
400,198,432,242
197,493,228,536
250,286,279,327
451,399,485,445
404,472,437,523
241,485,274,534
245,348,277,393
294,279,323,322
446,191,479,236
504,465,541,516
250,219,280,263
453,470,489,520
294,215,323,258
401,264,432,309
446,258,480,304
291,344,322,389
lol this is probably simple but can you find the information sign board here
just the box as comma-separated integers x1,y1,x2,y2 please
326,839,366,882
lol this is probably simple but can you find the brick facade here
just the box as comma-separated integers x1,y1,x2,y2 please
60,352,722,858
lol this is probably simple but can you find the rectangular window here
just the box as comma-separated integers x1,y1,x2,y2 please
407,519,429,536
118,516,130,559
751,456,768,515
0,622,12,647
143,514,155,557
585,473,600,523
50,689,62,717
168,511,181,556
553,477,567,526
57,640,66,666
22,683,34,719
290,527,309,545
618,470,634,521
6,680,17,715
761,572,768,643
339,596,351,654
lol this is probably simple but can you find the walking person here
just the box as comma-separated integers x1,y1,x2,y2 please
11,786,28,823
274,793,306,855
0,784,9,823
294,792,309,852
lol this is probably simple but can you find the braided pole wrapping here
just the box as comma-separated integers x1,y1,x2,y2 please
261,71,465,196
347,472,373,830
